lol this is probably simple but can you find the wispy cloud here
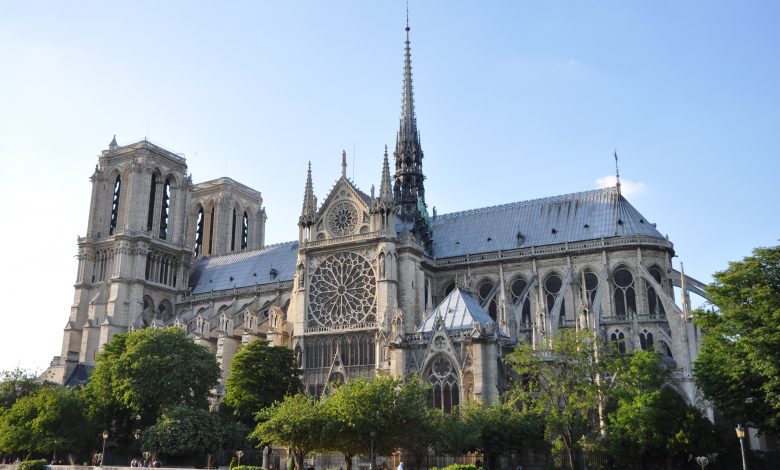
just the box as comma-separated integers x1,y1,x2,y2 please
595,175,647,197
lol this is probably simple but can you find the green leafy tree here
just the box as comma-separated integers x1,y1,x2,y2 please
392,377,439,470
83,327,220,445
0,368,43,411
251,393,326,470
694,245,780,432
223,339,303,425
459,401,545,470
608,388,719,461
141,406,248,459
0,385,89,458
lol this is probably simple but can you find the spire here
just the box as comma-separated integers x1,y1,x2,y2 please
341,150,347,179
614,150,621,196
299,161,316,226
109,135,118,150
380,145,393,202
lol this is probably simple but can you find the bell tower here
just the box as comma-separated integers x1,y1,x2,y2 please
51,137,193,384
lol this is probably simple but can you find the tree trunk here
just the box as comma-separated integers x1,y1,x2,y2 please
345,453,353,470
295,451,304,470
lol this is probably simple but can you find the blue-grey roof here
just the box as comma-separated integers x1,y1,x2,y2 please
417,288,496,333
189,241,298,294
431,186,664,258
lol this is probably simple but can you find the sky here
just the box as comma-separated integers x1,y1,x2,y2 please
0,1,778,373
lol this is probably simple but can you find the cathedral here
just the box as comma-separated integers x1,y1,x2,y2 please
46,21,709,413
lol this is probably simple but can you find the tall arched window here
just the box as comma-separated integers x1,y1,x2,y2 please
477,279,498,321
147,173,157,232
194,208,204,257
611,330,626,354
207,207,215,255
582,269,599,307
231,208,237,252
109,175,121,235
427,356,460,413
158,178,171,239
612,267,636,317
544,273,566,324
510,276,532,326
646,266,667,318
241,211,249,249
639,330,654,351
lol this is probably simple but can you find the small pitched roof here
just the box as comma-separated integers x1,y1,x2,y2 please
188,241,298,294
431,186,664,258
416,287,496,333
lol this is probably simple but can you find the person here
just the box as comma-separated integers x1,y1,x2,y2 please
397,462,403,470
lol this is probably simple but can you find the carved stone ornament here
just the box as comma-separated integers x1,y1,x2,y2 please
308,252,376,327
327,200,359,237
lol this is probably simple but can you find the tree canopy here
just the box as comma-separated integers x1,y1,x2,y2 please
141,406,248,458
0,368,43,411
694,245,780,432
84,327,220,443
223,339,303,424
0,385,90,457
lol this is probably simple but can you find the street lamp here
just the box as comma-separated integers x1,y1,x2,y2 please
236,450,244,467
101,430,109,466
736,424,747,470
369,431,376,470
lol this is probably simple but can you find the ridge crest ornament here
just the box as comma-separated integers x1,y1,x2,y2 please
308,252,376,327
327,200,359,237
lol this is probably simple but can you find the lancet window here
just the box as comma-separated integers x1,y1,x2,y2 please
147,173,157,232
582,269,599,307
109,175,121,235
544,273,566,324
144,251,178,287
612,266,636,318
477,279,498,321
91,250,113,282
241,211,249,249
611,330,626,354
510,276,532,326
639,330,654,351
231,208,237,252
207,208,215,255
426,356,460,413
646,266,667,318
194,208,204,257
158,178,171,239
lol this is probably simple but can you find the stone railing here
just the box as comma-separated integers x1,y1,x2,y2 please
301,230,381,249
434,236,673,268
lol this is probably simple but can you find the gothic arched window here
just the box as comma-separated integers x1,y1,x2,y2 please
477,279,498,321
194,208,204,257
231,208,237,252
544,273,566,324
147,173,157,231
639,330,654,351
241,211,249,249
612,267,636,318
427,356,460,413
510,277,532,326
582,269,599,307
109,175,121,235
159,178,171,239
646,266,666,318
610,330,626,354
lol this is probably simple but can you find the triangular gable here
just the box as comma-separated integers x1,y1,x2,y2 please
316,177,371,219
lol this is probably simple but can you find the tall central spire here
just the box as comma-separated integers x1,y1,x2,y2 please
393,13,431,250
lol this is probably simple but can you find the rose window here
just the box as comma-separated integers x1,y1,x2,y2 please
308,252,376,327
327,201,359,237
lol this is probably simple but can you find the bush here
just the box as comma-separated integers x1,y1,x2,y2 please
232,466,264,470
18,460,48,470
430,465,482,470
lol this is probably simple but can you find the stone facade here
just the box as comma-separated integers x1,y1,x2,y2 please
46,22,708,415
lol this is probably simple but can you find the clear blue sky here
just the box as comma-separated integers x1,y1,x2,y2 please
1,1,778,372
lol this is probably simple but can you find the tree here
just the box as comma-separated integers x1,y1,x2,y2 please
83,327,220,445
223,339,303,425
391,377,439,470
459,401,545,470
694,245,780,432
507,330,607,469
141,406,248,460
251,394,326,470
0,385,90,458
0,368,43,411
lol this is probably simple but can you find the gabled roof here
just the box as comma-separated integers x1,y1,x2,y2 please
315,177,372,219
188,241,298,294
431,186,664,258
416,287,496,333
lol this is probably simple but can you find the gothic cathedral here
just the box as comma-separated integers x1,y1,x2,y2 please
46,21,709,414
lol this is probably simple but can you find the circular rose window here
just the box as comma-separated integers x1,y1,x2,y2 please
327,201,359,237
308,252,376,327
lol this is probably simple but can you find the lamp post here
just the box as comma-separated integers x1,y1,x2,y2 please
101,430,109,466
736,424,747,470
236,450,244,467
369,431,376,470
